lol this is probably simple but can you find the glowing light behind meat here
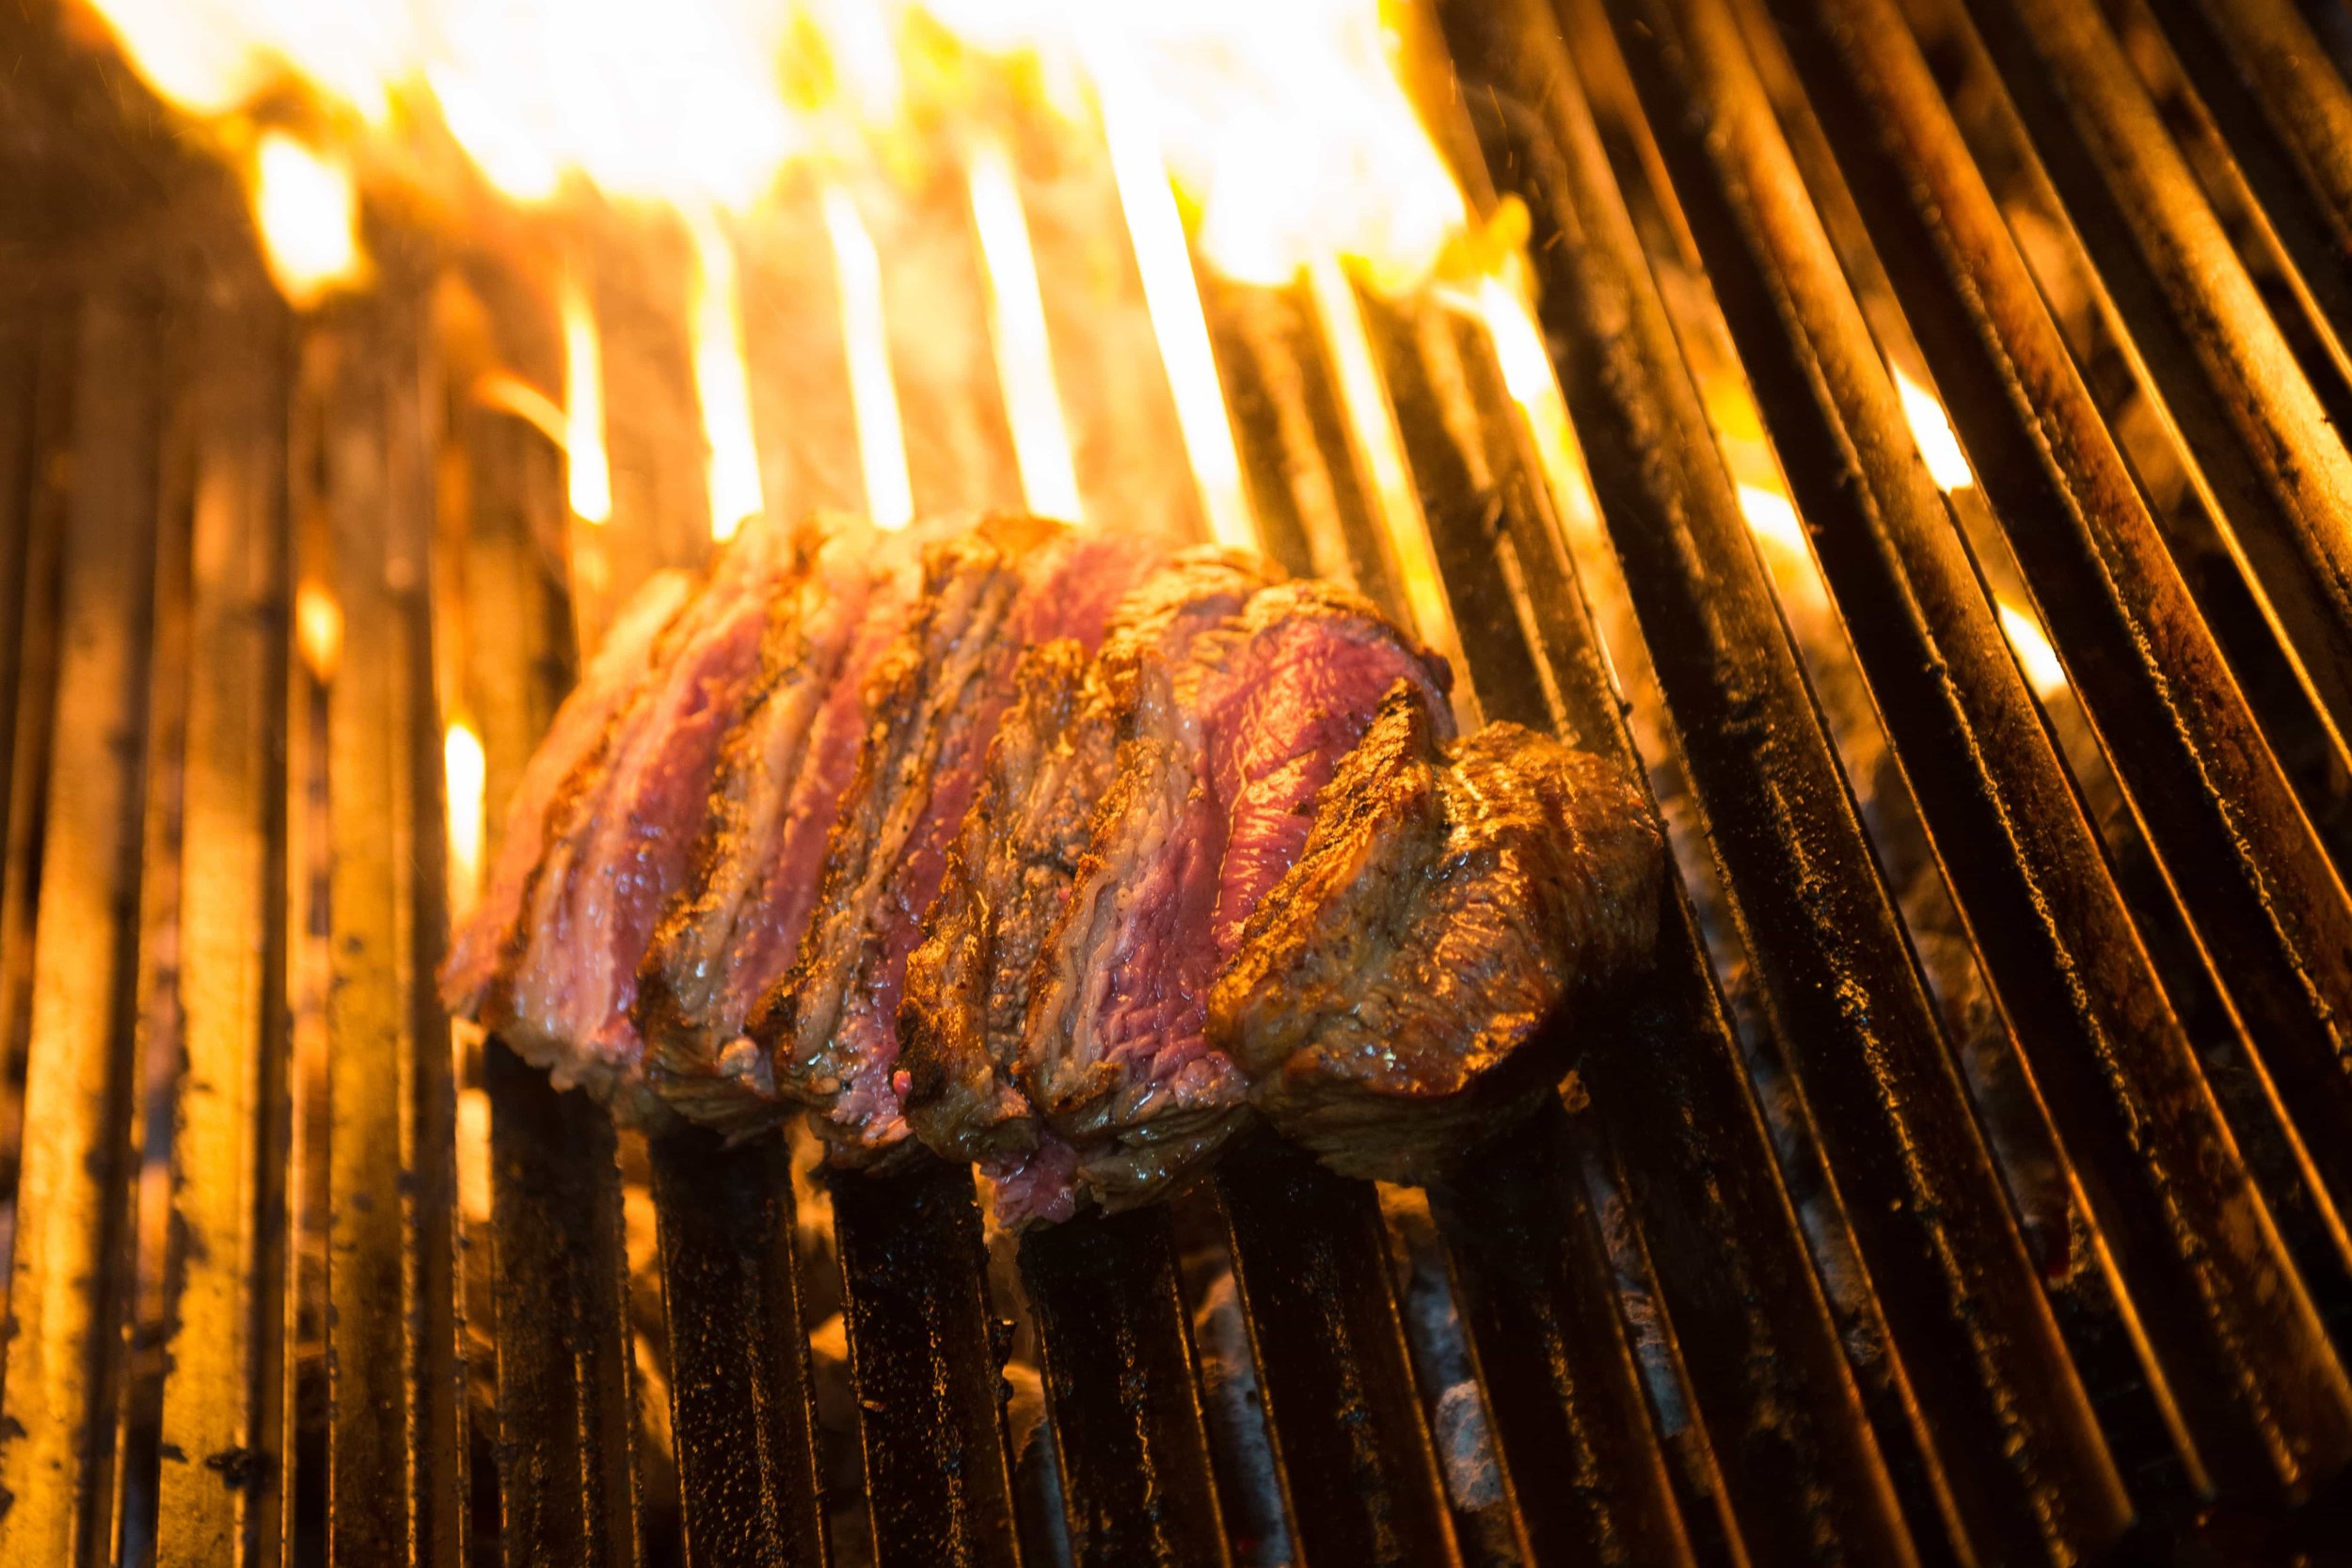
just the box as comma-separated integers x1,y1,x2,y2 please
252,133,362,307
688,213,766,541
1090,35,1254,551
968,139,1083,521
1306,257,1461,678
822,184,916,531
562,272,613,525
443,721,488,910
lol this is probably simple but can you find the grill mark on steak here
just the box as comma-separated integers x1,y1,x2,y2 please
1008,579,1452,1224
491,515,807,1115
1213,689,1663,1181
898,550,1280,1181
636,518,927,1132
751,515,1166,1166
438,568,695,1022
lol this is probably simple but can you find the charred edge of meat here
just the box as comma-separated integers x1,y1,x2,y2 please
899,548,1283,1169
999,575,1453,1227
486,515,805,1120
1210,686,1664,1184
750,515,1069,1167
636,522,907,1137
899,638,1095,1164
439,567,697,1022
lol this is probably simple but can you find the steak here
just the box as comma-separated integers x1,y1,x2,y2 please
481,513,805,1114
1008,580,1453,1224
899,550,1280,1179
1213,688,1664,1180
439,568,695,1022
636,517,927,1132
749,515,1167,1167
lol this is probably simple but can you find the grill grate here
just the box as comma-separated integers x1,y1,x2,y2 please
6,0,2352,1562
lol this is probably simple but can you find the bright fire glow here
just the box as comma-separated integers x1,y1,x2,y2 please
443,720,488,909
689,212,766,541
1093,37,1253,549
969,139,1083,520
86,1,1473,293
562,271,613,525
822,184,915,531
1998,598,2068,699
1895,367,1974,492
295,581,343,680
1306,257,1462,678
252,133,362,307
1738,483,1807,555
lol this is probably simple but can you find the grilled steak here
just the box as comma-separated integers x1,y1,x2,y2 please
476,513,805,1114
1213,687,1663,1180
749,515,1166,1167
635,517,927,1132
446,509,1667,1220
1008,580,1453,1223
440,568,695,1023
899,550,1280,1176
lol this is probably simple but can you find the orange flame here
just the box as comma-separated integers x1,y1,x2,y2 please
969,139,1083,520
252,133,362,307
688,213,765,541
1895,367,1974,492
86,1,1476,294
822,184,914,531
444,719,488,908
562,271,613,525
1998,598,2068,698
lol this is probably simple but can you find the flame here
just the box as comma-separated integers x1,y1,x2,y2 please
252,133,362,307
295,581,343,680
562,272,613,524
822,184,914,531
1737,483,1807,555
1894,368,1974,493
443,720,488,908
1093,44,1253,549
969,139,1083,520
87,1,1473,293
1998,598,2068,699
689,213,766,541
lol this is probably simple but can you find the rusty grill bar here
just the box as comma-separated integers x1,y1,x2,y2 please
8,0,2352,1562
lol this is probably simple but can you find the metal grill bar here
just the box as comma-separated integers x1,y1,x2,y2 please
1443,0,2139,1556
151,281,294,1568
827,1159,1020,1568
0,288,163,1568
1215,1139,1464,1568
647,1131,828,1568
1615,0,2352,1500
1756,0,2352,1304
454,388,646,1568
1961,0,2352,773
315,293,469,1565
1019,1205,1229,1568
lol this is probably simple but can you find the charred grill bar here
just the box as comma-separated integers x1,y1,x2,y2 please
8,0,2352,1563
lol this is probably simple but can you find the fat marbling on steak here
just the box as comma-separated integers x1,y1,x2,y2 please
448,512,804,1116
748,515,1167,1166
1003,579,1454,1225
898,549,1281,1178
634,517,929,1132
1214,686,1663,1181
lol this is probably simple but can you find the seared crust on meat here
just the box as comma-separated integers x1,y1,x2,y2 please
899,640,1098,1162
751,515,1162,1167
899,548,1280,1172
637,520,921,1134
1211,688,1663,1181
